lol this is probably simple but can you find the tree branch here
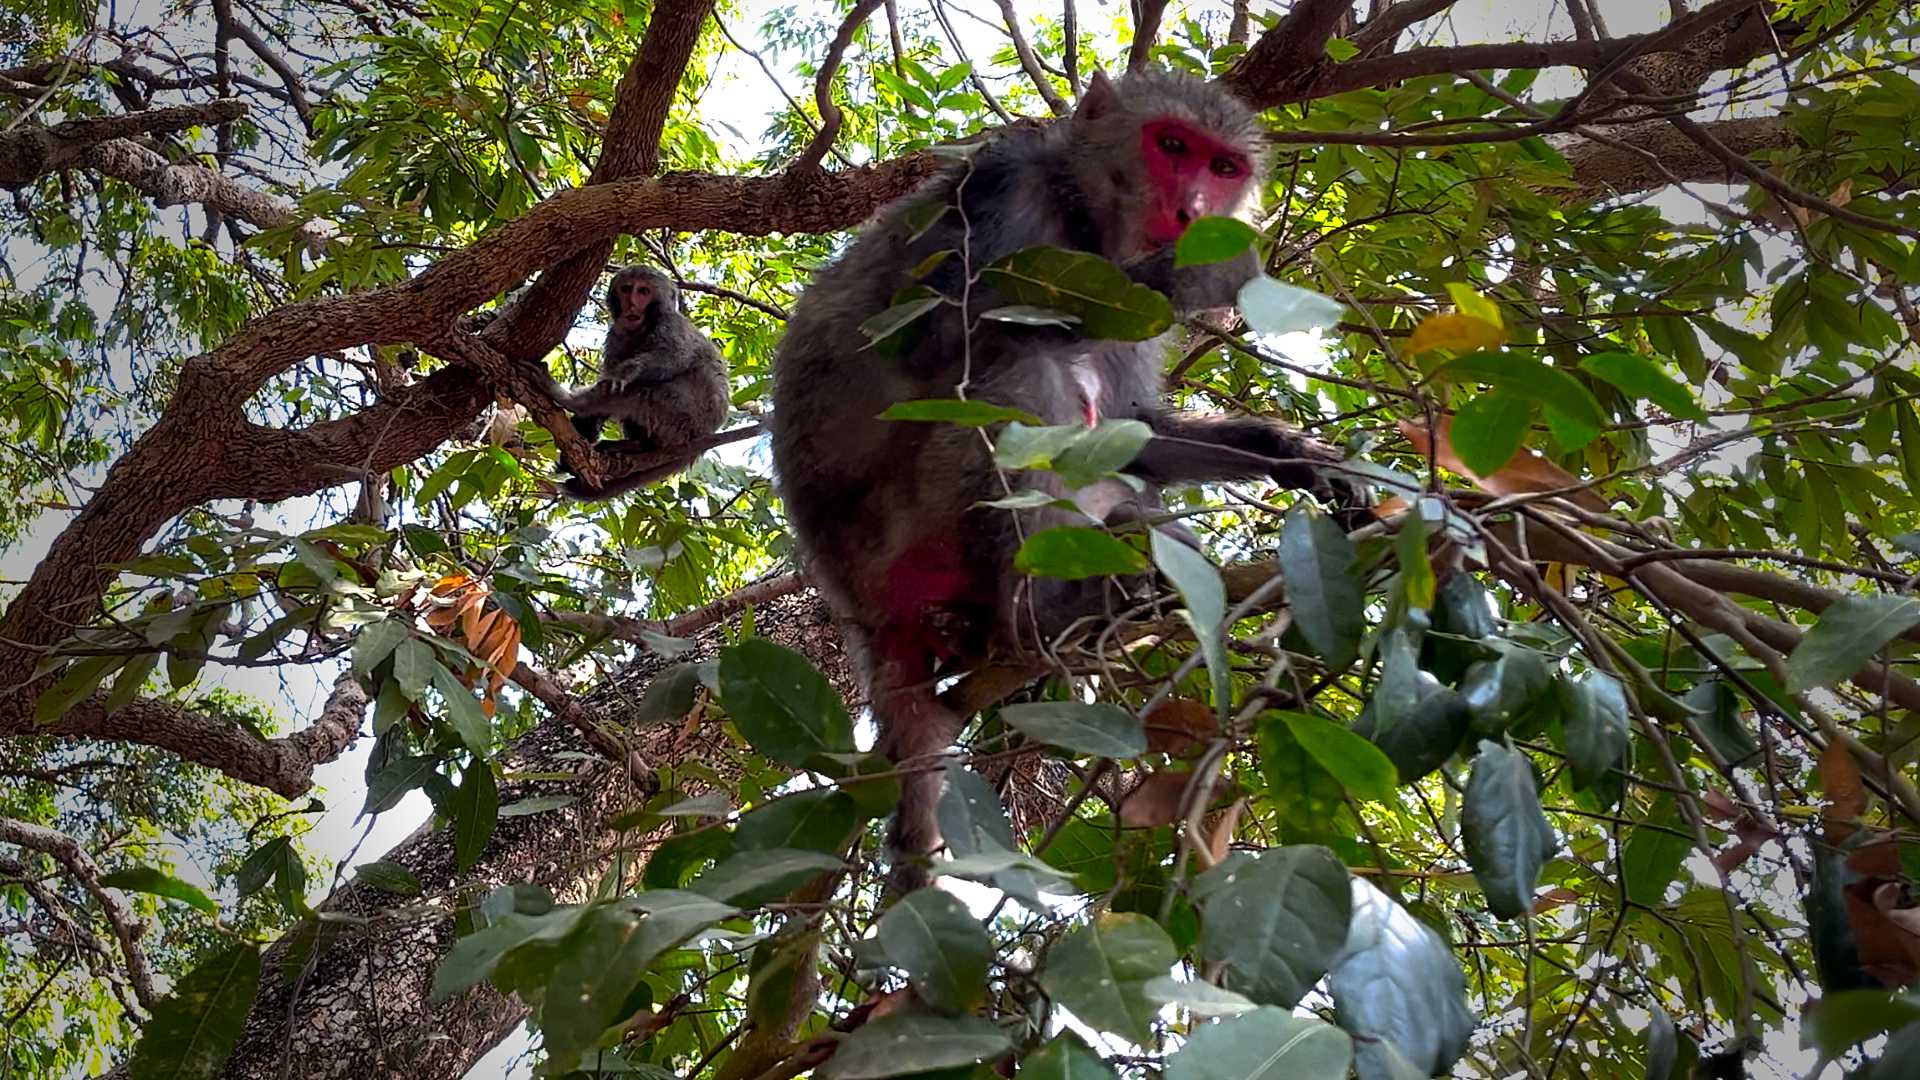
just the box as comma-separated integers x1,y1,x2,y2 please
996,0,1071,116
0,100,249,188
0,816,159,1009
790,0,887,173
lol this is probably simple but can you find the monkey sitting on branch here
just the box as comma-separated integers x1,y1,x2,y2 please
558,265,731,500
770,69,1366,892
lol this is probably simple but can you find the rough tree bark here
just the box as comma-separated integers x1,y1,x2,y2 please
212,589,857,1079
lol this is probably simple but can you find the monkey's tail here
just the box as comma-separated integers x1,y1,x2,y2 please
560,455,695,501
885,764,945,895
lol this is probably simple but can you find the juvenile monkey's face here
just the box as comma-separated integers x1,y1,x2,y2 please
610,274,658,328
1137,118,1255,247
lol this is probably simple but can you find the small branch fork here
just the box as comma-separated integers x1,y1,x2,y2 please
0,816,160,1010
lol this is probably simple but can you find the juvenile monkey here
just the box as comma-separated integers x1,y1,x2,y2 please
561,265,730,500
770,70,1361,890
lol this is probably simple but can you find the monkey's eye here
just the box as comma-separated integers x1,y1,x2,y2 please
1210,157,1242,178
1156,134,1187,156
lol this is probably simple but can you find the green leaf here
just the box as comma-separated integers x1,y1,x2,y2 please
452,761,498,873
1175,216,1259,267
1431,352,1606,449
1277,509,1362,670
498,795,577,817
875,887,992,1015
1458,645,1552,737
1163,1007,1353,1080
1449,391,1532,476
353,860,424,897
1153,528,1230,713
1281,712,1397,802
718,638,855,766
1013,527,1149,580
1578,351,1707,422
351,618,409,680
981,246,1175,341
1393,514,1436,613
1022,1038,1120,1080
32,654,121,724
1000,701,1146,758
1196,845,1353,1007
431,905,590,1002
735,788,859,854
1239,276,1344,335
371,677,411,734
234,837,290,898
431,663,493,753
860,292,946,344
690,848,843,907
1786,595,1920,693
1323,36,1359,61
122,943,262,1080
1461,740,1556,918
1803,990,1920,1056
101,650,159,716
1052,419,1153,488
99,866,218,915
363,753,441,816
823,1011,1013,1079
980,304,1081,329
1040,913,1179,1044
1560,671,1629,790
1355,635,1470,785
1142,976,1260,1016
538,906,667,1057
392,637,434,700
994,422,1090,471
630,662,709,728
658,791,732,817
1621,802,1691,907
881,399,1044,426
1683,680,1759,767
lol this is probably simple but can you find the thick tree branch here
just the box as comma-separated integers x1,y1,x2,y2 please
31,673,367,798
0,100,248,188
73,139,335,254
1222,0,1355,104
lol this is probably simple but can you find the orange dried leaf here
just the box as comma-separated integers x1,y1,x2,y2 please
1397,415,1609,513
1822,739,1867,842
1205,798,1247,865
1144,698,1217,756
430,573,474,597
1118,769,1198,828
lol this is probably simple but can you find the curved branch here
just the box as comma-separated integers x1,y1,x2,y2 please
790,0,887,173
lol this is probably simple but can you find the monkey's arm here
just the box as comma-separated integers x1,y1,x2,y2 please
1130,412,1364,516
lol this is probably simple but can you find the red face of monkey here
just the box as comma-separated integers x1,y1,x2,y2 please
1138,119,1255,247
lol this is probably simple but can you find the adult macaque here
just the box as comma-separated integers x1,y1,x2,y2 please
770,70,1360,890
561,265,730,500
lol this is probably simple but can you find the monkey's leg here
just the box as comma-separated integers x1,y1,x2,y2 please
869,635,968,895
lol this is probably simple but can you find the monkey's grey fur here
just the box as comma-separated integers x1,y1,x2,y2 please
769,70,1361,892
561,265,730,500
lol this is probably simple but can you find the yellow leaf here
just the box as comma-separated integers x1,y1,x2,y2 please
1407,312,1505,361
1443,283,1503,329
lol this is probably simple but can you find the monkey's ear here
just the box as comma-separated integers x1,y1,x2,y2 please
604,280,621,319
1077,70,1120,124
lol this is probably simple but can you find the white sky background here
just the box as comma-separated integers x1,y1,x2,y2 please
0,0,1838,1074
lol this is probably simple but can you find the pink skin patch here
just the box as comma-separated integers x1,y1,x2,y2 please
1139,119,1253,247
882,539,975,661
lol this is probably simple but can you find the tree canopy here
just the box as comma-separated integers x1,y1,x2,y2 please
2,0,1919,1076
